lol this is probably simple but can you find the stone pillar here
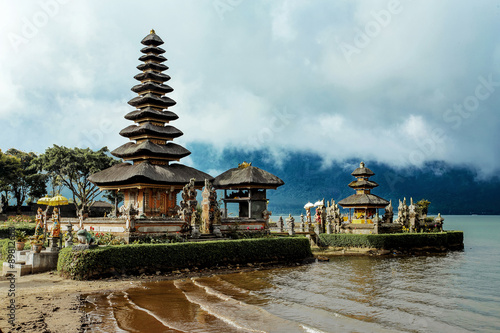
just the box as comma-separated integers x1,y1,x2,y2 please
300,213,305,232
286,214,295,236
373,213,380,234
326,215,332,234
278,216,284,232
65,222,74,247
201,180,211,233
47,237,59,252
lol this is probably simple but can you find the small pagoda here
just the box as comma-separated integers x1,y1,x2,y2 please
89,30,212,218
338,162,389,224
214,162,284,230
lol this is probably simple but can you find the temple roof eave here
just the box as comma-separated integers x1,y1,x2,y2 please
338,194,389,208
88,162,213,187
119,123,183,139
124,108,179,122
214,166,284,189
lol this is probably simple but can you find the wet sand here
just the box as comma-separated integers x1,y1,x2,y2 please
0,261,309,332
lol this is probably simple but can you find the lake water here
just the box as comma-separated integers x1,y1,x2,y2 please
84,216,500,332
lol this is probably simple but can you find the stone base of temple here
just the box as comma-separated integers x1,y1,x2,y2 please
220,218,267,232
53,217,269,243
339,223,403,234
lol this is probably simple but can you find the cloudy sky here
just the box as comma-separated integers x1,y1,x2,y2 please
1,0,499,176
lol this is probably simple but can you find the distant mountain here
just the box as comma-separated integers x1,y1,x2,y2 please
189,143,500,215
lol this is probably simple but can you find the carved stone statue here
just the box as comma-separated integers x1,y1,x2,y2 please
35,207,44,238
179,178,197,224
50,208,61,238
384,200,394,223
434,213,444,231
286,214,295,236
76,229,95,245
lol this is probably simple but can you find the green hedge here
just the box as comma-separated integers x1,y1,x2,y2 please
319,231,463,250
58,237,312,280
0,225,36,239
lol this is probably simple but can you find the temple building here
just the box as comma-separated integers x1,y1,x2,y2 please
214,162,284,229
89,30,212,218
338,162,389,224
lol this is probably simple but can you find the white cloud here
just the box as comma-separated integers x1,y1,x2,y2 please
0,0,498,177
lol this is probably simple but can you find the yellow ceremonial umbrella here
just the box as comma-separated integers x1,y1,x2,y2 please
37,195,51,205
49,194,69,206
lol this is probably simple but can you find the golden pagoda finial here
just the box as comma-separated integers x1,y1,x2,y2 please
150,29,156,34
238,161,252,169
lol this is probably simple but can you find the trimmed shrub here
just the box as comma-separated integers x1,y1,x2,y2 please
319,231,464,250
58,237,312,280
0,225,36,239
0,238,31,262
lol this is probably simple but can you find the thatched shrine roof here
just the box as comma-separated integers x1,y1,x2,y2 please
140,46,166,54
119,123,183,139
338,194,389,208
134,71,171,83
131,82,173,95
136,62,168,72
351,161,375,177
348,179,379,189
214,165,284,189
88,162,213,188
124,107,178,122
128,93,176,108
141,30,164,46
111,141,190,160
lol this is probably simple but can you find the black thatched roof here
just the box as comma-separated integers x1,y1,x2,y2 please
89,162,213,187
214,166,284,189
338,194,389,208
137,62,168,72
140,46,165,55
131,82,173,95
134,72,171,83
139,54,166,63
111,141,190,160
352,162,375,177
125,107,178,122
128,93,176,108
141,32,164,46
348,179,379,189
119,123,183,139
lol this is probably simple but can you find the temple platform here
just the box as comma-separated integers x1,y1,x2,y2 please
2,250,59,276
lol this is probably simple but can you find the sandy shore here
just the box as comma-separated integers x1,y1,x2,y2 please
0,260,311,332
0,271,141,332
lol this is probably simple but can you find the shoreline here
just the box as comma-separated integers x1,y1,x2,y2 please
0,260,311,332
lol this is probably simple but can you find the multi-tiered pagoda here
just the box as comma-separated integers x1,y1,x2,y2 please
338,162,389,224
89,30,212,218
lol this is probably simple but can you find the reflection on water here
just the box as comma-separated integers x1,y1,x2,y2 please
84,216,500,333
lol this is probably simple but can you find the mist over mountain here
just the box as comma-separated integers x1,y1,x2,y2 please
188,144,500,216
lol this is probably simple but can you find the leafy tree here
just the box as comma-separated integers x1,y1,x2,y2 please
103,190,124,206
0,151,20,211
2,149,47,214
37,145,120,215
416,199,431,216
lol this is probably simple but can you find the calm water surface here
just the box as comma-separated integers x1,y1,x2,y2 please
84,216,500,332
